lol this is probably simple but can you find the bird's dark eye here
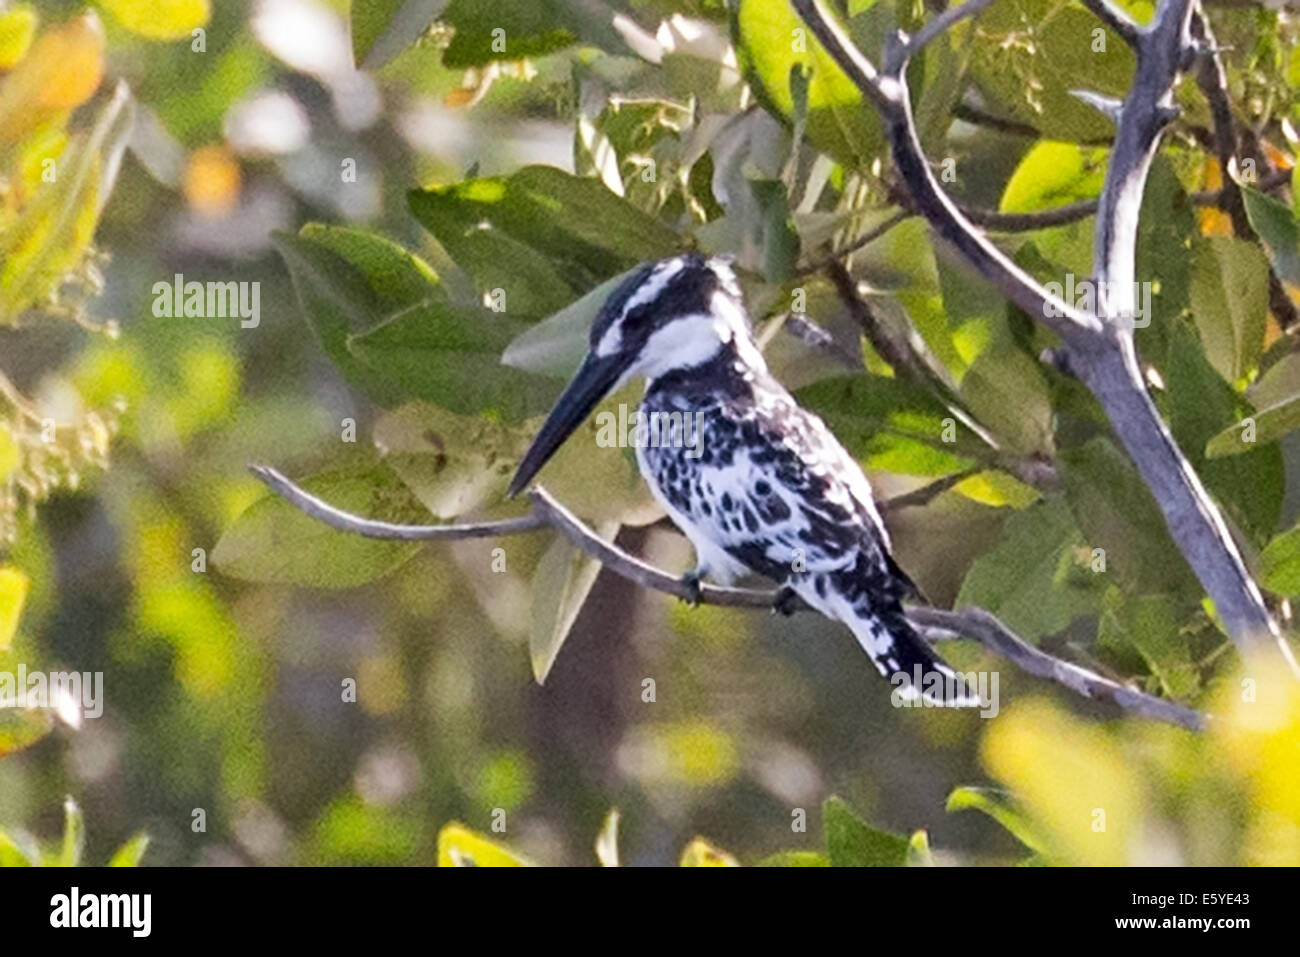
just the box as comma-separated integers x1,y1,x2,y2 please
755,480,771,495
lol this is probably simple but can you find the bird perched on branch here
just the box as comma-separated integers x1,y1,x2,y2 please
508,253,978,707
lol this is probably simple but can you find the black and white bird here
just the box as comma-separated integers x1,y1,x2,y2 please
508,253,978,707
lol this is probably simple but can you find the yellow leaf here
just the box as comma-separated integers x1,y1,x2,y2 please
0,564,31,650
0,4,37,70
679,837,739,867
0,423,19,479
97,0,210,41
436,823,527,867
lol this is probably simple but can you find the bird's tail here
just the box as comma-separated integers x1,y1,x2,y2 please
846,605,983,708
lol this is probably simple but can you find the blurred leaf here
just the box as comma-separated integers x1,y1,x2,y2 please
59,796,84,867
1059,437,1192,594
96,0,209,40
1097,588,1198,699
352,0,448,70
956,499,1099,640
530,522,617,684
1240,186,1300,287
107,832,150,867
959,346,1053,457
0,81,132,322
409,166,678,313
0,696,53,759
0,12,103,142
1163,322,1284,545
1259,524,1300,597
594,808,619,866
0,827,42,866
436,822,527,866
731,0,884,168
945,786,1046,856
0,564,30,651
679,837,740,866
301,223,443,309
1206,394,1300,458
1188,236,1269,383
212,465,426,588
906,829,935,866
1000,142,1108,213
823,796,908,866
755,850,829,866
374,403,528,518
0,4,36,69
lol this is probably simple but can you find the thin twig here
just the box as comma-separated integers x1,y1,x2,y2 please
1080,0,1143,47
248,463,1208,731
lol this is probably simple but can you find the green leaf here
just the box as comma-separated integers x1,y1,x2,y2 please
346,300,558,422
529,522,617,684
409,167,677,315
946,786,1046,856
823,796,908,867
212,465,426,588
1240,186,1300,286
1259,524,1300,597
1188,236,1269,384
906,829,935,867
96,0,209,40
755,850,829,866
1206,394,1300,458
351,0,448,70
1162,322,1284,545
108,832,150,867
731,0,885,169
0,827,42,866
1059,437,1192,594
440,0,579,68
59,796,84,867
796,374,986,477
0,699,54,758
1000,142,1108,214
956,499,1100,640
958,346,1054,457
967,0,1135,143
299,223,443,311
1097,588,1198,699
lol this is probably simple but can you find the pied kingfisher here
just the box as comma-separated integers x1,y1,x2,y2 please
509,253,977,706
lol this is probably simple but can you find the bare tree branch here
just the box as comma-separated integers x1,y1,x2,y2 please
1080,0,1142,47
248,464,1208,731
788,0,1299,673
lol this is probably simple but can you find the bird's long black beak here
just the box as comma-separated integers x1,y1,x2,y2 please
507,352,628,497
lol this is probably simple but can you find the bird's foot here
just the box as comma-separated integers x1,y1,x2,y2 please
772,585,800,617
679,567,706,607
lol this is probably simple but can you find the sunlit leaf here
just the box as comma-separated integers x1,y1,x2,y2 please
529,522,616,684
59,796,84,867
0,564,30,651
594,808,619,867
96,0,209,40
107,832,150,867
679,837,739,866
823,796,908,867
436,822,527,866
945,785,1046,856
1000,142,1108,214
